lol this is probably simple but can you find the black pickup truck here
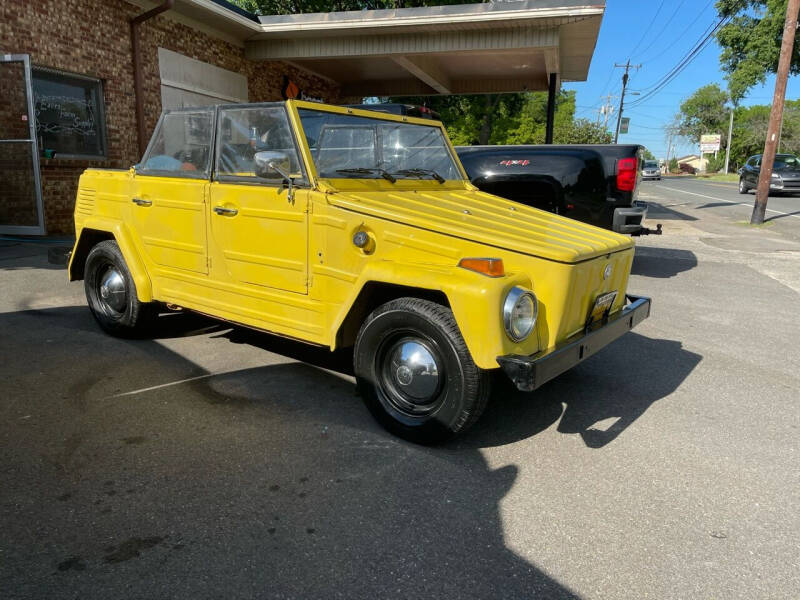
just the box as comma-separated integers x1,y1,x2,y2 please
456,144,660,235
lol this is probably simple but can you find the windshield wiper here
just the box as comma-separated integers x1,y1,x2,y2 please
336,167,396,183
393,168,445,184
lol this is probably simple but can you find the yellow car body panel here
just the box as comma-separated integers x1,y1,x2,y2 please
72,100,638,370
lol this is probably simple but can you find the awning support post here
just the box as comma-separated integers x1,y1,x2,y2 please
545,73,557,144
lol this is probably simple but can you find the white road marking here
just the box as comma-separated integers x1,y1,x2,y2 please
657,185,800,219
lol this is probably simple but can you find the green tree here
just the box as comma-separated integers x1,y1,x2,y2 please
727,99,800,168
641,147,656,160
394,90,611,145
675,83,730,146
716,0,800,102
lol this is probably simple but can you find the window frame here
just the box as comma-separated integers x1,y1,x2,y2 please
212,102,308,188
31,66,108,160
135,107,216,180
295,107,464,182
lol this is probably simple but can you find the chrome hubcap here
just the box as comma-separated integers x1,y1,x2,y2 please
380,337,443,415
98,266,127,313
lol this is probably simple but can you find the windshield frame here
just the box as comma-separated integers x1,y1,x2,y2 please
287,100,468,188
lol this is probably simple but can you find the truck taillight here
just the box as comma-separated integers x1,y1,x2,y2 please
616,157,638,192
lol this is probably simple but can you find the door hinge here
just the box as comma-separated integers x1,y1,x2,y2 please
207,256,212,270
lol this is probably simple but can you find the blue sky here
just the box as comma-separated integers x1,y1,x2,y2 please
563,0,799,160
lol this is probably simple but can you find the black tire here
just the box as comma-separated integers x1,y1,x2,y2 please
739,178,749,194
354,297,491,444
84,240,155,337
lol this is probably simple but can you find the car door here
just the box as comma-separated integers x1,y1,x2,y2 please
748,157,761,186
130,109,213,275
208,104,308,295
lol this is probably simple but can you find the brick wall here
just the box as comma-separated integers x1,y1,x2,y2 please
0,0,340,234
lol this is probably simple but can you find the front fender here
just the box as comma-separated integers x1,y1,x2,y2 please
69,218,153,302
333,261,540,370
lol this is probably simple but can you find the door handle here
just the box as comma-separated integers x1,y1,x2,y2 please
132,197,152,206
213,206,238,216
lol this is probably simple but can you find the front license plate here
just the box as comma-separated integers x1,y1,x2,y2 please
589,290,618,322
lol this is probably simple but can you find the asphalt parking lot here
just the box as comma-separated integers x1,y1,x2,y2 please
1,178,798,599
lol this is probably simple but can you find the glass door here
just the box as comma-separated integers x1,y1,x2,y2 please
0,54,45,235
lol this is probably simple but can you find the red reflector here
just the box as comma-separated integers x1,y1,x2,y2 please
617,157,638,192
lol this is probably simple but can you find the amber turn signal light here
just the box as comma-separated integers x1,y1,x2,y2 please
458,257,505,277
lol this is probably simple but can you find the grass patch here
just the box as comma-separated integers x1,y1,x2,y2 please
698,173,739,182
734,220,775,228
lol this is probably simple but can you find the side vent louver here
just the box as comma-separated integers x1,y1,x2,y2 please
75,188,96,216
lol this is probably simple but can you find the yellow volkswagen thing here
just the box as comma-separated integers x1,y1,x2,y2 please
69,101,650,444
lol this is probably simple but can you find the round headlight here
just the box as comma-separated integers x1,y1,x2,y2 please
503,287,538,342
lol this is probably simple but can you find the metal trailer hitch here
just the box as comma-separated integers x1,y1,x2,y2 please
632,224,663,236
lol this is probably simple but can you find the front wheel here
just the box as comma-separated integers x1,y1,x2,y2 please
354,298,491,444
84,240,156,337
739,178,749,194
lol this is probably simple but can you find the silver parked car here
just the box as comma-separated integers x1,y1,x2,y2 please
641,160,661,181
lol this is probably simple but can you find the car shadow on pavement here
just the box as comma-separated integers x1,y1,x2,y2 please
0,242,69,271
458,333,701,449
631,248,698,278
1,305,583,600
644,202,698,221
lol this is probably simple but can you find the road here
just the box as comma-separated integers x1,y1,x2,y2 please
640,175,800,243
1,185,798,599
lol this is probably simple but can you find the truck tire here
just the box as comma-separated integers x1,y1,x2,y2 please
84,240,155,337
354,297,491,444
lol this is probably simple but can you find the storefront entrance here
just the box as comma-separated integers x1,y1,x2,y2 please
0,54,45,235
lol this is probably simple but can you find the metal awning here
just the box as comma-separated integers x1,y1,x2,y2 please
163,0,605,97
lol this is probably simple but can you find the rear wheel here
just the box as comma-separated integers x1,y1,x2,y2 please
84,240,155,337
354,298,490,444
739,178,749,194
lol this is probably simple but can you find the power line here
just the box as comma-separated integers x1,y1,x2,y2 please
634,18,720,94
637,0,710,63
627,16,730,108
627,0,668,58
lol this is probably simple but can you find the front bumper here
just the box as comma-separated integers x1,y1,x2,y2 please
612,202,647,234
497,294,651,392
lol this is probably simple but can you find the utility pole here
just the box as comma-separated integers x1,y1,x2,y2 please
724,108,734,174
752,0,800,225
599,94,617,130
665,132,673,170
614,60,641,144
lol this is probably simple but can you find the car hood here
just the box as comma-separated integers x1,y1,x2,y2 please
327,187,633,264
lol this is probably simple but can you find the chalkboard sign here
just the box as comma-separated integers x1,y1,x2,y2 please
32,68,106,158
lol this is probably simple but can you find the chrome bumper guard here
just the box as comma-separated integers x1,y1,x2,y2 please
497,294,651,392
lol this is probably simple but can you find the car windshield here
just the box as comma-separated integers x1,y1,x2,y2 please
773,155,800,169
644,161,658,169
297,108,462,181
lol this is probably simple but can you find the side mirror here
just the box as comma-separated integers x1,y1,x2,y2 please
737,167,743,175
254,151,294,201
254,151,291,180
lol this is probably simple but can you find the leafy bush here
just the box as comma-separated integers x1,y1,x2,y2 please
705,155,726,173
668,157,679,173
679,162,697,175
